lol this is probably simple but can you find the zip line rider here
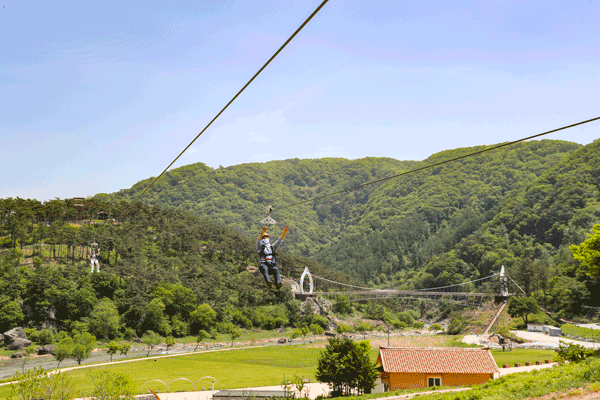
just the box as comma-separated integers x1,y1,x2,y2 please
90,247,100,273
257,225,289,289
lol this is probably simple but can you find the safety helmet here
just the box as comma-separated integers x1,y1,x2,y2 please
262,232,270,238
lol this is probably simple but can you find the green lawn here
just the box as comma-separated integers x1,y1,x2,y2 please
0,341,558,399
0,345,331,398
490,349,556,367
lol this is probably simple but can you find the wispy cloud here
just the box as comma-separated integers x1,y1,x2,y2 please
247,132,272,142
249,153,279,163
302,147,352,159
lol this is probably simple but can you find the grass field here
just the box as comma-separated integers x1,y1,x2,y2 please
490,349,556,367
0,337,563,399
0,344,356,398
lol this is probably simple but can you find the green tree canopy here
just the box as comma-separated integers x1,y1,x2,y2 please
54,336,74,368
190,303,217,332
507,296,539,325
89,298,120,339
571,224,600,277
315,337,377,396
141,330,162,357
71,332,96,365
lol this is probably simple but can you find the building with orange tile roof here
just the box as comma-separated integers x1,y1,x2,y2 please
377,347,500,390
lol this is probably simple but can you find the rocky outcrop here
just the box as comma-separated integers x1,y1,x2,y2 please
7,337,32,351
10,352,24,359
3,328,31,351
3,327,27,342
37,344,56,355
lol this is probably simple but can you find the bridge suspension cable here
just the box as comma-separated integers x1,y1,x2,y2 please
312,272,499,294
312,274,378,291
329,295,482,308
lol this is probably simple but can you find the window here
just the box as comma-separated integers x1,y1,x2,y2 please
427,377,441,387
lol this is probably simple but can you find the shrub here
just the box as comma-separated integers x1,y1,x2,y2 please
310,315,329,330
447,318,465,335
397,311,415,327
413,321,425,329
11,366,78,400
37,329,54,345
555,341,594,363
336,323,353,334
333,296,353,314
88,369,136,399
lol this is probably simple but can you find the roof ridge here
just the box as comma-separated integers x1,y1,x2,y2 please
380,346,485,350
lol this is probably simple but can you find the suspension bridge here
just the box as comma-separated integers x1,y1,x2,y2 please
288,265,524,308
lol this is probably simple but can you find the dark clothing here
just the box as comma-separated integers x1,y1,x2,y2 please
259,260,281,285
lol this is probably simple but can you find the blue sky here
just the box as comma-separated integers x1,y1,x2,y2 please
1,0,599,201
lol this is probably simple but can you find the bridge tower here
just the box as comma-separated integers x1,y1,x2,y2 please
495,265,510,303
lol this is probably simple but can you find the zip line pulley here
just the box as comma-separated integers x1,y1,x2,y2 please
260,205,277,227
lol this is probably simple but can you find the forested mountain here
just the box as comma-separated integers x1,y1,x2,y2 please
2,138,598,338
441,139,600,314
0,199,352,336
100,157,417,256
317,140,583,282
101,141,578,261
101,140,581,281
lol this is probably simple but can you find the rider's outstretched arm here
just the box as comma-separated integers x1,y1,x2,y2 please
272,226,289,250
280,225,289,240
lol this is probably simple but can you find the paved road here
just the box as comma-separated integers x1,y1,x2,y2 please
463,331,599,350
511,330,600,349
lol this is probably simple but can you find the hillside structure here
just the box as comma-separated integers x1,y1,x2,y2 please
377,347,500,390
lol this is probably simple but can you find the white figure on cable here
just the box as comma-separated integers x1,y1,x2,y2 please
90,247,100,273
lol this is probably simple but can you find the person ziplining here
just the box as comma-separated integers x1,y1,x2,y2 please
89,246,100,273
257,224,289,289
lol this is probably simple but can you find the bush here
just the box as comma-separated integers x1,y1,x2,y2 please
555,341,594,363
389,320,407,330
413,321,425,329
333,296,353,314
250,305,289,329
88,369,136,399
336,323,353,334
11,366,78,400
311,315,329,330
23,328,39,343
397,312,415,327
447,318,465,335
406,309,421,320
37,329,54,345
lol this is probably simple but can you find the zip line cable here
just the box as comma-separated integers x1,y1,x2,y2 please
276,116,600,211
117,0,330,221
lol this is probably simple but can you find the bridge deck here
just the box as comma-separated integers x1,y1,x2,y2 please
306,289,491,297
